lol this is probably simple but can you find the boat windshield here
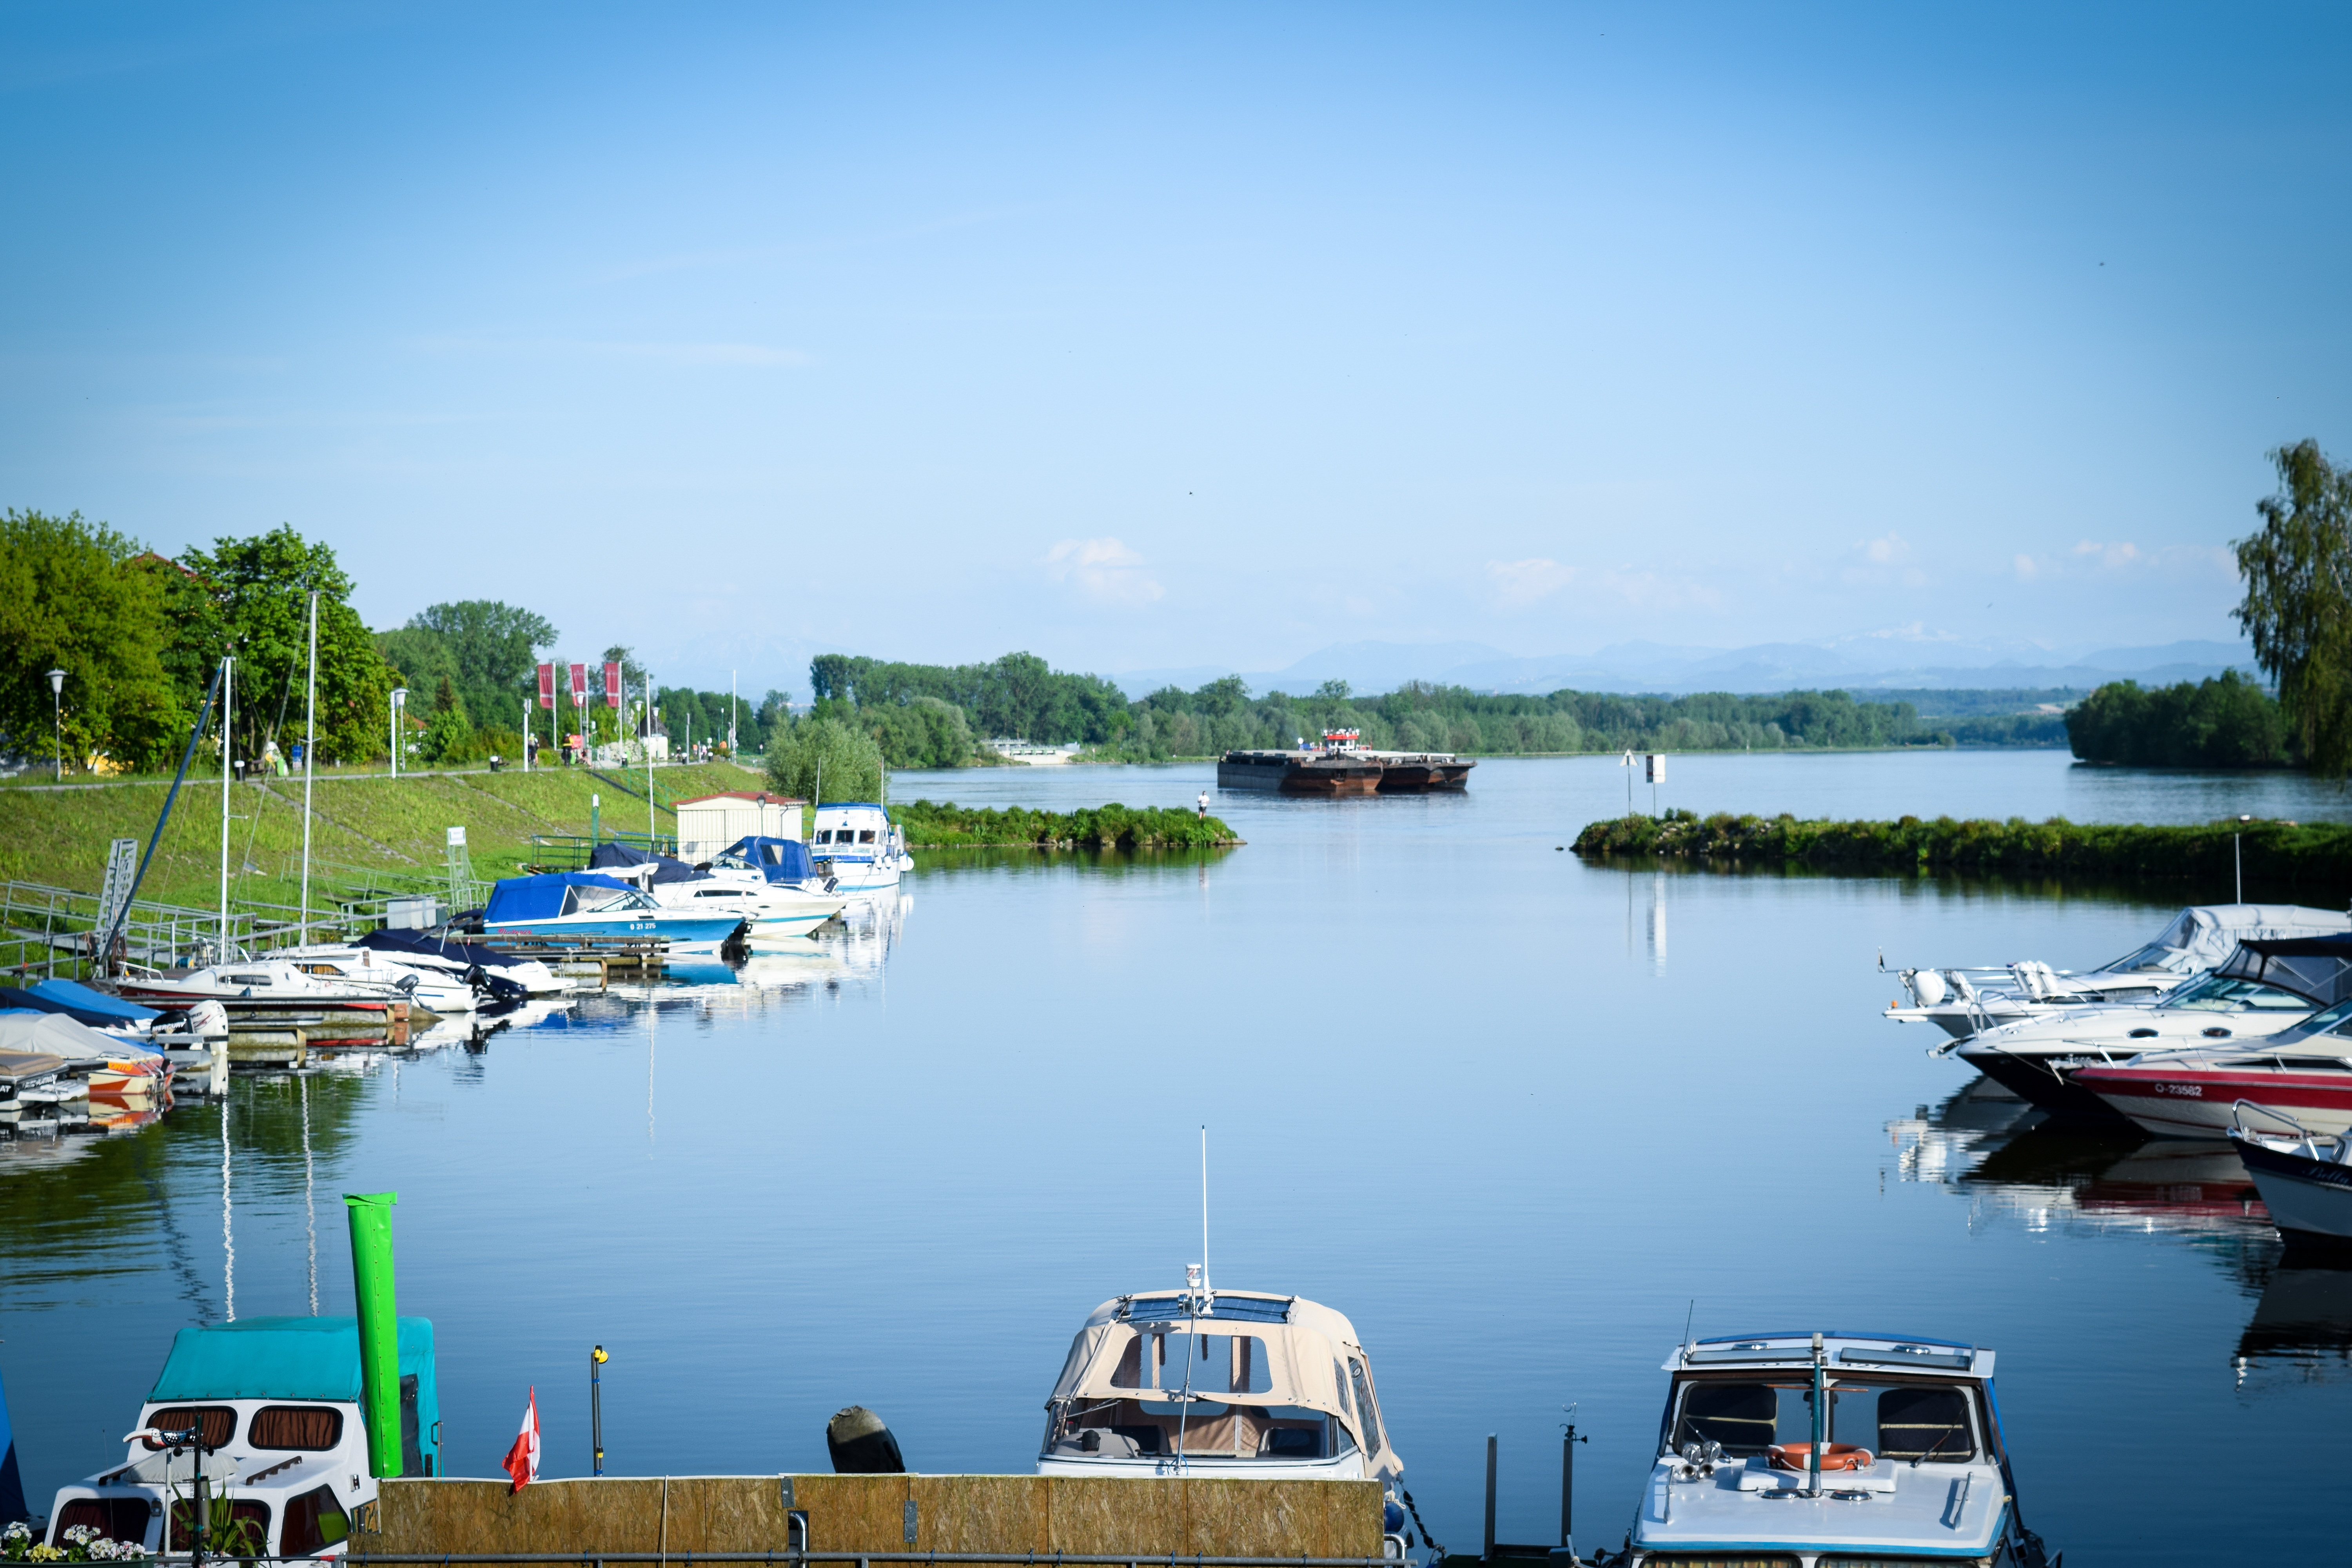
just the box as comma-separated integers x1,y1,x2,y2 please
1667,1375,1982,1463
561,885,654,916
1050,1401,1353,1461
2100,939,2195,974
2296,997,2352,1036
2164,974,2314,1013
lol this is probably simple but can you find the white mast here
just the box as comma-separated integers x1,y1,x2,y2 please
218,655,233,955
300,592,318,939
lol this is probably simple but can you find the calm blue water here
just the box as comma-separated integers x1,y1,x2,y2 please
4,751,2345,1565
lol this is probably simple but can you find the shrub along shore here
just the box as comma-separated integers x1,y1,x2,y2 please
1572,809,2352,885
893,800,1239,849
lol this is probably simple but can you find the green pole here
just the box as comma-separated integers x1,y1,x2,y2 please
344,1192,403,1478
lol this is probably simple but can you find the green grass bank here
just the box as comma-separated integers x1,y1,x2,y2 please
1572,809,2352,887
894,800,1239,849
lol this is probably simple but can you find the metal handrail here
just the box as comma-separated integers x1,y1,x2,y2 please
2230,1097,2327,1142
345,1557,1396,1566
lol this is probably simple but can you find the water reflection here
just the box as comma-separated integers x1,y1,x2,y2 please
2236,1256,2352,1390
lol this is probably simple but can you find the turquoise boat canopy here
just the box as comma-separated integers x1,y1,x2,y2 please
147,1317,440,1473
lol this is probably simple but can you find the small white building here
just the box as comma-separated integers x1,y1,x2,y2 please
675,789,805,862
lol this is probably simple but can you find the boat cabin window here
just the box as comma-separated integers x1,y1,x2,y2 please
169,1499,270,1554
859,829,877,843
2169,976,2314,1013
143,1405,237,1450
279,1484,351,1557
250,1404,344,1450
561,885,650,916
1056,1401,1345,1460
51,1498,152,1549
1110,1330,1275,1394
1347,1358,1385,1456
1668,1376,1979,1462
223,974,274,987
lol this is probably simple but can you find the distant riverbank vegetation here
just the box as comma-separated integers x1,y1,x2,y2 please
809,652,2066,766
1574,808,2352,885
894,800,1238,849
2064,671,2294,767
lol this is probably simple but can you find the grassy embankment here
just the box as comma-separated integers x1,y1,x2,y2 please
893,800,1239,848
0,761,762,911
1572,809,2352,886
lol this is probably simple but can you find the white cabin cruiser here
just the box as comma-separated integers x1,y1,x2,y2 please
812,803,913,895
1952,934,2352,1120
42,1315,440,1561
1036,1281,1410,1555
1620,1331,2054,1568
268,944,482,1014
1887,903,2352,1040
2230,1104,2352,1247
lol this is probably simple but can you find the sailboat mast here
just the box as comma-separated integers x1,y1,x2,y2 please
300,592,318,938
219,655,234,954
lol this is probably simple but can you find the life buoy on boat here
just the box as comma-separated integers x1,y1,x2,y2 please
1767,1443,1873,1471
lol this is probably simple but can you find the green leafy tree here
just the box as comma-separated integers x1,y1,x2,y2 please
0,510,185,771
2234,439,2352,777
394,599,557,734
174,526,393,765
764,715,886,802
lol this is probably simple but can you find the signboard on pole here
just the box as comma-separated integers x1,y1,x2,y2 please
604,661,622,710
568,662,588,702
537,663,555,710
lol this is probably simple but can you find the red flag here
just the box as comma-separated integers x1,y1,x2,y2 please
568,663,588,704
603,660,622,710
502,1387,540,1493
537,663,555,710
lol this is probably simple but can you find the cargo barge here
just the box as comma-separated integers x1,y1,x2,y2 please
1218,731,1474,795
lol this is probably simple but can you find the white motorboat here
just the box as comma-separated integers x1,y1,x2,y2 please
113,959,415,1022
269,944,482,1014
481,871,746,949
1950,934,2352,1120
1618,1331,2056,1568
1886,903,2352,1040
811,803,913,895
2230,1104,2352,1247
41,1315,441,1561
593,844,849,944
348,929,566,996
1035,1276,1409,1556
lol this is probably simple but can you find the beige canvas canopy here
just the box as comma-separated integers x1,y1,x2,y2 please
0,1009,142,1062
1045,1290,1398,1472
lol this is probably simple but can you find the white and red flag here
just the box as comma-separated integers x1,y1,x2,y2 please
501,1387,540,1493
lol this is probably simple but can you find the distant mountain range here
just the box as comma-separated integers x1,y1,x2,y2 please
1110,637,2261,701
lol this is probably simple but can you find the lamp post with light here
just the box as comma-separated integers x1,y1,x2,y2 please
46,669,64,782
390,687,409,778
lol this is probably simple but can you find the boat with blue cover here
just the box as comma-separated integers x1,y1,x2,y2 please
1613,1330,2054,1568
42,1315,439,1560
483,871,746,947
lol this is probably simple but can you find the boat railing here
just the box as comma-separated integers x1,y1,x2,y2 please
526,831,683,873
2230,1098,2345,1157
0,878,281,982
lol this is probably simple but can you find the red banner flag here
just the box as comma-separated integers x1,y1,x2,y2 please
568,662,588,703
537,663,555,710
502,1387,540,1493
604,660,622,710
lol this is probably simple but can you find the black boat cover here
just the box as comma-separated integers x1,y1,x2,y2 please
587,842,702,884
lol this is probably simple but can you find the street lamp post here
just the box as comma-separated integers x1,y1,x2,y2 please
390,688,409,777
46,669,64,782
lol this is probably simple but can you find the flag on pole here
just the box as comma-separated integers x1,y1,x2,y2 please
603,661,622,710
537,663,555,710
501,1387,540,1493
569,663,588,703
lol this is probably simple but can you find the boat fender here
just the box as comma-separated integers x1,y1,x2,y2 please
1907,969,1947,1007
1766,1443,1872,1472
1382,1499,1404,1535
826,1406,906,1474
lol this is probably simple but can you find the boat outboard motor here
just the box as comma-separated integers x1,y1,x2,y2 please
465,965,528,1005
826,1406,905,1473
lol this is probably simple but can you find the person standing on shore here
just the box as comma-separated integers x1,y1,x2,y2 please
1196,791,1209,820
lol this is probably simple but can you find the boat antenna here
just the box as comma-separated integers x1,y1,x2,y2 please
1681,1299,1695,1359
1200,1124,1210,1304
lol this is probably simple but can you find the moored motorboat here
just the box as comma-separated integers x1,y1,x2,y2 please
811,804,913,895
594,839,848,941
1887,903,2352,1040
115,959,414,1016
482,871,746,948
2073,1047,2352,1139
1034,1276,1410,1554
42,1314,441,1560
1951,934,2352,1120
1618,1330,2054,1568
2229,1103,2352,1247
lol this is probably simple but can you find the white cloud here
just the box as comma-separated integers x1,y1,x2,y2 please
1486,557,1575,608
2073,539,2143,569
1043,537,1165,604
1860,531,1910,565
2014,554,2040,581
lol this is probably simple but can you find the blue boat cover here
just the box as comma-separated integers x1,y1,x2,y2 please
719,837,817,882
0,985,157,1029
588,842,701,884
484,872,634,924
148,1316,438,1468
27,979,157,1024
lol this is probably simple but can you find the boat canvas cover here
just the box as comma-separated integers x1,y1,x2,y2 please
27,979,158,1024
2122,905,2352,973
587,842,701,884
2218,935,2352,1007
719,837,817,882
0,1009,158,1060
0,987,149,1029
485,872,636,924
357,930,524,971
0,1049,69,1084
149,1316,438,1433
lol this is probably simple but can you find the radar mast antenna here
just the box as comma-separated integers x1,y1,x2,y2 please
1200,1124,1210,1302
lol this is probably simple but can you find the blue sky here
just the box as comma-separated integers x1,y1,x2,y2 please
4,3,2348,690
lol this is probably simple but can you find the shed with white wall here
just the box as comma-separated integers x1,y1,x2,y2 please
675,791,804,862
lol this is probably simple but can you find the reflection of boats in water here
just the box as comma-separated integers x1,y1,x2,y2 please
2230,1111,2352,1249
2237,1254,2352,1381
606,890,911,1012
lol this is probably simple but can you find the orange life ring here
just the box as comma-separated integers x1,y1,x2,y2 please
1767,1443,1874,1472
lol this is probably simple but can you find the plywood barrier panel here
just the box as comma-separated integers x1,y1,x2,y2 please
367,1475,1381,1558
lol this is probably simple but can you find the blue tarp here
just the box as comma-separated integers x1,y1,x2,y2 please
0,987,154,1029
24,979,157,1024
484,871,633,925
719,836,817,882
148,1316,439,1472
